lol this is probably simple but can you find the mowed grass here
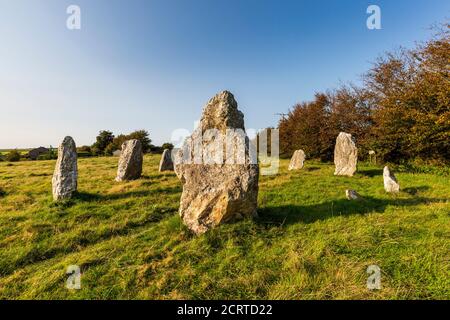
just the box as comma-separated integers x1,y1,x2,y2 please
0,155,448,300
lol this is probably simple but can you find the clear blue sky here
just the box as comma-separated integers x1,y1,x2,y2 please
0,0,448,148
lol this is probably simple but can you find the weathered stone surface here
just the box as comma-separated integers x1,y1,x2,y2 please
334,132,358,176
52,136,78,201
159,149,174,172
346,189,362,200
115,139,143,181
175,91,259,235
383,166,400,193
112,150,121,157
288,150,306,171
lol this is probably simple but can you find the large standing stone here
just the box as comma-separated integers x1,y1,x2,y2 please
288,150,306,171
52,136,78,201
383,166,400,193
159,149,174,172
334,132,358,176
175,91,259,235
115,139,143,181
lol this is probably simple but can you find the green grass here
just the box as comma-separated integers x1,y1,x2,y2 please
0,149,30,156
0,155,448,299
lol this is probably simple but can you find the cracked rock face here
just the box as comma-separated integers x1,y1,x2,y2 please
52,136,78,201
175,91,259,235
334,132,358,176
159,149,174,172
115,139,143,182
383,166,400,193
288,150,306,171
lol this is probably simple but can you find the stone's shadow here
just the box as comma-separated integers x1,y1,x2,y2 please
0,188,6,197
256,196,447,226
357,169,383,177
403,186,430,196
28,172,51,177
74,185,182,202
305,166,320,172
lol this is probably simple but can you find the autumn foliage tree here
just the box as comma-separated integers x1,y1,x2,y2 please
365,26,450,163
279,87,372,161
279,23,449,164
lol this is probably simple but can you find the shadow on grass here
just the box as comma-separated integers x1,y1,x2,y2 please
0,187,6,197
28,172,51,177
256,196,447,226
74,185,182,202
305,166,321,172
403,186,430,196
357,169,383,177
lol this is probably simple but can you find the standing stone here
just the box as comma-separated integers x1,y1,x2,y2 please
288,150,306,171
334,132,358,176
368,150,376,164
52,136,77,201
383,166,400,193
159,149,174,172
175,91,259,235
115,139,143,181
112,150,121,157
346,189,362,200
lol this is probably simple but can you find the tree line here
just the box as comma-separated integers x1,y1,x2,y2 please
279,24,449,164
84,129,173,156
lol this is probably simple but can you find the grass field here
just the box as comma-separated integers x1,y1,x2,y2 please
0,155,448,299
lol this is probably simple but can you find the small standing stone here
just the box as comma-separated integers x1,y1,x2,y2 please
115,139,143,181
159,149,174,172
112,150,121,157
383,166,400,193
288,150,306,171
368,150,377,164
346,189,362,200
52,136,78,201
334,132,358,176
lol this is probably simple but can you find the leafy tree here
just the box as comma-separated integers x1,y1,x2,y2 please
92,130,114,155
364,25,450,163
278,23,449,164
161,143,174,150
100,130,152,155
127,130,152,153
78,145,92,153
5,150,21,162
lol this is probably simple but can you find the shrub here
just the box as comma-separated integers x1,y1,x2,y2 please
78,145,92,153
5,150,21,162
278,24,449,164
161,143,174,150
92,130,115,155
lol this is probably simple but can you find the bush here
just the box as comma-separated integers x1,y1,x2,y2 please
161,143,174,150
278,24,450,164
77,151,93,158
92,130,115,155
5,150,21,162
78,145,92,153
